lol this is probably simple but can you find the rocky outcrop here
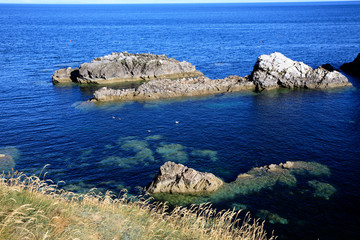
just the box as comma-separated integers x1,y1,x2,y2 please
52,67,79,84
341,53,360,78
251,52,351,90
52,52,203,84
147,161,223,194
147,161,331,196
90,52,352,102
92,75,254,102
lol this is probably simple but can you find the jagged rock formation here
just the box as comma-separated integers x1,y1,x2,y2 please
52,52,203,84
92,75,254,102
341,53,360,78
251,52,351,90
147,161,223,194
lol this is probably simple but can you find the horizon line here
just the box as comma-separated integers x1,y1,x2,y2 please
1,0,359,5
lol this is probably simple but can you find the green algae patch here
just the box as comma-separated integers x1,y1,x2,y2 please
145,135,164,141
100,156,135,168
257,209,288,225
117,136,137,144
156,143,188,163
152,192,212,206
100,154,154,169
282,161,330,177
100,156,124,166
308,180,336,200
121,140,149,152
104,144,114,149
134,148,155,163
191,149,218,162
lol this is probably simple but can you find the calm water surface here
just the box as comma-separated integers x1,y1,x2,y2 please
0,2,360,240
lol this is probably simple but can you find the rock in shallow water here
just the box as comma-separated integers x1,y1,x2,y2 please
52,67,79,84
52,52,203,84
92,75,254,102
147,161,223,194
0,154,15,172
90,52,352,102
251,52,351,90
148,161,332,198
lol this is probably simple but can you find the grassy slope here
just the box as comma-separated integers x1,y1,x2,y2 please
0,172,275,240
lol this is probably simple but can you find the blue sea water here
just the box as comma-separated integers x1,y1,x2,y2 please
0,2,360,239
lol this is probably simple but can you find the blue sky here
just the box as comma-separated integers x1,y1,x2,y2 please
0,0,357,4
0,0,356,4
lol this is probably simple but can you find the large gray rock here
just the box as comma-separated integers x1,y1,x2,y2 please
147,161,223,194
53,52,203,85
92,75,254,102
341,53,360,78
251,52,352,90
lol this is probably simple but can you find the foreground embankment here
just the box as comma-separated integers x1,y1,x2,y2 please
0,171,274,240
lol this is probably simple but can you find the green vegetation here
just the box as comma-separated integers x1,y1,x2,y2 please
0,170,275,240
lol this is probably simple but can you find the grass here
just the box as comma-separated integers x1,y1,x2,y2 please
0,169,275,240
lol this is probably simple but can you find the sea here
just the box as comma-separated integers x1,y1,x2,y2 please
0,2,359,239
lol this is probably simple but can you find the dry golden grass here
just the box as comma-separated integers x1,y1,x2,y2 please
0,168,276,240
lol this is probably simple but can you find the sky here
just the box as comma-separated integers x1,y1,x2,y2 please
0,0,357,4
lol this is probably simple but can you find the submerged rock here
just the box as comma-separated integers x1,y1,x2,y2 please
92,75,254,102
0,154,15,172
147,161,223,194
308,180,336,200
257,209,289,225
251,52,351,90
52,52,203,84
341,53,360,78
